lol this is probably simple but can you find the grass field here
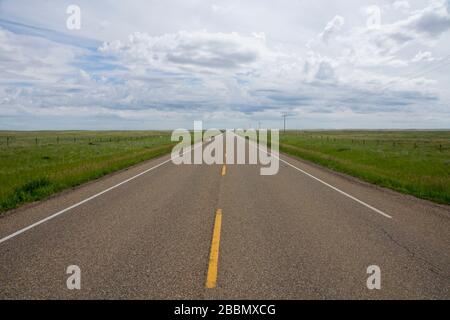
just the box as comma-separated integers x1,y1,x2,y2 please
0,131,176,213
280,131,450,204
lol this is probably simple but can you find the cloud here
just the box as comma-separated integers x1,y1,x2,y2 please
376,0,450,50
392,0,411,12
412,50,435,62
409,0,450,36
315,0,450,70
99,31,266,71
0,26,85,84
303,52,337,82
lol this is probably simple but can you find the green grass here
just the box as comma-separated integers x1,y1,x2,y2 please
280,131,450,205
0,131,177,213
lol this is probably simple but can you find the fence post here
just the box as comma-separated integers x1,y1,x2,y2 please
35,137,38,145
6,136,9,147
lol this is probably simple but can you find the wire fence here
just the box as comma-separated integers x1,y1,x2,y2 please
0,134,171,148
281,133,450,152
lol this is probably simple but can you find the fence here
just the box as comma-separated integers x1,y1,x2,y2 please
0,134,169,148
281,133,449,152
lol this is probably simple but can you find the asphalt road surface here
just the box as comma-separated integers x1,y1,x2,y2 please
0,134,449,299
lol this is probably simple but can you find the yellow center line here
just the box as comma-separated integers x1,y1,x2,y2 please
206,209,223,289
221,165,227,176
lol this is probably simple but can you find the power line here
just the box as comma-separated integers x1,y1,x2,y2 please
376,55,450,93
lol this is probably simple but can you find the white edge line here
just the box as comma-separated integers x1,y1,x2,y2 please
233,133,393,219
0,141,205,245
278,158,393,219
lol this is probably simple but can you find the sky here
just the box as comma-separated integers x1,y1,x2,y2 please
0,0,449,130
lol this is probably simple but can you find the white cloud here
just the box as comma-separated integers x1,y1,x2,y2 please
393,0,411,12
412,50,435,62
303,52,337,82
383,0,450,45
0,27,83,84
99,31,266,72
313,0,450,70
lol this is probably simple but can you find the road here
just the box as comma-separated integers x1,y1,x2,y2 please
0,134,449,299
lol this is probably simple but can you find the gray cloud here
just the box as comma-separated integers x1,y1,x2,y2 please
371,0,450,52
100,31,264,71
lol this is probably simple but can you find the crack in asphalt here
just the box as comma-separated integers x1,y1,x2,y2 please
379,227,448,281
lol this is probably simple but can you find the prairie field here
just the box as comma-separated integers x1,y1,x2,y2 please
0,131,175,213
280,130,450,204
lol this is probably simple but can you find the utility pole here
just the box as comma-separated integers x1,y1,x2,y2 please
282,113,288,133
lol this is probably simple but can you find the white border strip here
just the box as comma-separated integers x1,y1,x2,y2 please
278,157,393,219
0,142,204,245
